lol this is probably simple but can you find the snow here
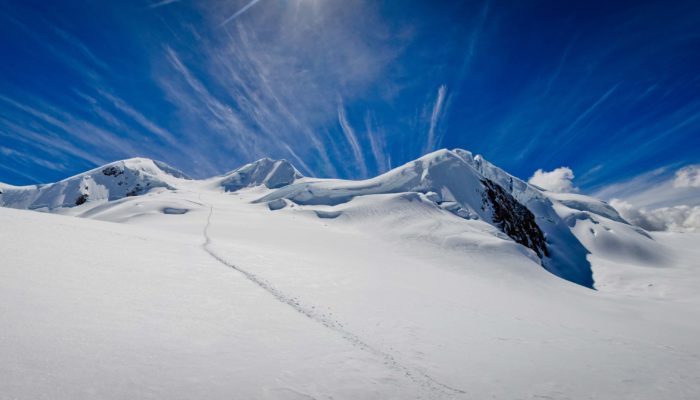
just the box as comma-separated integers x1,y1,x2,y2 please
220,158,302,192
259,149,594,287
546,191,700,300
0,158,188,210
2,149,700,399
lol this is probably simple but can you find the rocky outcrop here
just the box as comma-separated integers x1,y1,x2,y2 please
481,178,548,258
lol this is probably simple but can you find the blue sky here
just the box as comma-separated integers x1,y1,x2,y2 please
1,0,699,197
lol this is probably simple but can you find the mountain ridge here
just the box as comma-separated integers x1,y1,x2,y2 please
0,148,642,289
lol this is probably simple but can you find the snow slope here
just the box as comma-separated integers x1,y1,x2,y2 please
220,157,302,192
547,191,700,300
2,149,700,399
258,149,593,287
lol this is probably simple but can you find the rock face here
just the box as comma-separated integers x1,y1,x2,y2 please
75,193,89,206
481,178,548,258
220,158,302,192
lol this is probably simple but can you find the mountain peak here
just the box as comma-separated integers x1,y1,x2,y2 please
220,158,303,192
256,148,593,287
0,157,188,210
98,158,191,180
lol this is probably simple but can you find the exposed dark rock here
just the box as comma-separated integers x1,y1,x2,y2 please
126,184,143,197
75,194,89,206
481,178,549,258
102,166,124,177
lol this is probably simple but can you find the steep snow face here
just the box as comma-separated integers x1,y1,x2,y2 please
258,149,594,287
459,151,595,288
542,191,700,298
546,191,662,266
0,158,188,210
220,158,302,192
548,192,627,223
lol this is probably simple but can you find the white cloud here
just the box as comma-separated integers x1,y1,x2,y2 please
220,0,263,26
593,164,700,209
364,112,390,173
337,97,368,178
610,199,700,232
673,164,700,188
596,164,700,233
424,84,447,154
149,0,180,9
528,167,577,192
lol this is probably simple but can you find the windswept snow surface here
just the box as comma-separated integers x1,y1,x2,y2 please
2,150,700,399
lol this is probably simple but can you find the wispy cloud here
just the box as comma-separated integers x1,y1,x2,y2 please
0,15,212,181
456,0,491,84
161,45,260,156
0,114,106,166
2,0,697,190
0,161,42,184
96,89,179,148
593,164,700,209
0,146,66,172
149,0,181,9
542,34,580,98
2,0,407,182
364,112,390,173
424,84,447,154
557,84,619,143
337,97,368,178
220,0,263,26
217,23,338,176
282,144,313,177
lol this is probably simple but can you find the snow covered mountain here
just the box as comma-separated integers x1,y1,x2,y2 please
1,148,637,288
0,158,189,209
2,149,699,399
256,149,598,287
